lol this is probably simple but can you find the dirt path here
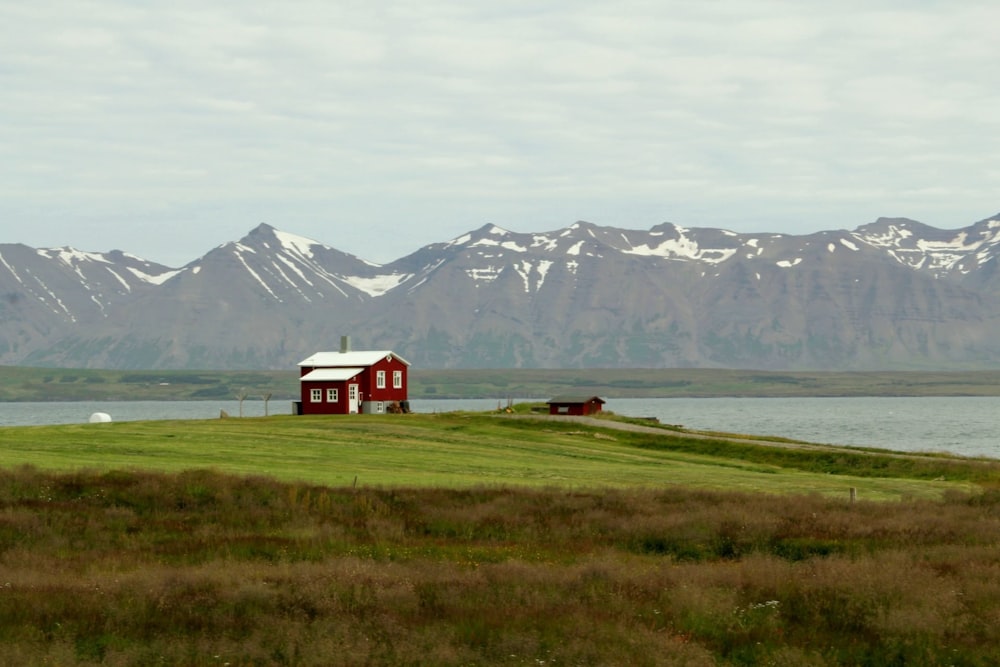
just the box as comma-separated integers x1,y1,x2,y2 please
496,413,975,461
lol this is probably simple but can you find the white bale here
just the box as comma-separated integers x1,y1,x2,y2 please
88,412,112,423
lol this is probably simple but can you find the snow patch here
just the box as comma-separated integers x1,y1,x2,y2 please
776,258,803,268
500,240,527,252
274,229,323,260
536,259,553,289
31,275,75,320
623,228,737,264
839,238,859,251
859,225,913,248
39,247,112,266
128,267,183,285
566,241,585,256
513,261,532,293
275,255,315,287
0,252,23,284
105,268,132,291
235,254,278,299
267,261,311,301
465,266,503,282
530,234,559,252
340,273,412,297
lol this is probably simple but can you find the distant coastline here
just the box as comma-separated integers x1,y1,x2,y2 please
3,366,1000,402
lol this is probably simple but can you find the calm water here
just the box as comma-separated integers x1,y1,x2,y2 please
1,396,998,459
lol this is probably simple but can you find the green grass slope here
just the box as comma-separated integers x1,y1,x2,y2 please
3,411,995,500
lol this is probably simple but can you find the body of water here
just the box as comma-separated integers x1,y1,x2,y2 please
0,399,504,428
1,396,997,459
607,396,1000,459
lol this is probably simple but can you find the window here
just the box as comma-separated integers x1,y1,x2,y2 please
310,388,322,402
393,370,402,389
376,370,386,389
327,388,339,402
376,401,385,414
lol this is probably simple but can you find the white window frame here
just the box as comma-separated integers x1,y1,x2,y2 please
393,370,402,389
376,401,385,414
376,370,386,389
327,388,339,403
310,388,322,403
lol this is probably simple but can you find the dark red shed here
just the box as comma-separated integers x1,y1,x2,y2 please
545,395,606,416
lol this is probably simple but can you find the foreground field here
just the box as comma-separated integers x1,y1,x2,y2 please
3,411,1000,665
2,467,1000,666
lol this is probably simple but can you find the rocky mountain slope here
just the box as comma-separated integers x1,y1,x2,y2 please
3,213,1000,370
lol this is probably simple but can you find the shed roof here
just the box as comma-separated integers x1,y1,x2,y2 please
545,395,606,405
297,350,411,368
300,367,365,382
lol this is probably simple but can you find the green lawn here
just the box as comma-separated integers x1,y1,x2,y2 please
0,412,983,501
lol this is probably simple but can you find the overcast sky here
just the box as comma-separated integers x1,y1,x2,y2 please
3,1,999,267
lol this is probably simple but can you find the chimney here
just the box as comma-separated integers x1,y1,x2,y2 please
340,335,351,353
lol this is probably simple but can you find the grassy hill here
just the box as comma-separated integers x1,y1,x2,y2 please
2,409,994,500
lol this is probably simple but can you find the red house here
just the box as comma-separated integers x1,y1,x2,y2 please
298,337,410,415
546,395,606,416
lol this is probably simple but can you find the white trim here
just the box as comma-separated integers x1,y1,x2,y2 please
392,370,402,389
326,388,339,402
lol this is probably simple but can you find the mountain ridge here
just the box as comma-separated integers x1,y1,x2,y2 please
3,212,1000,370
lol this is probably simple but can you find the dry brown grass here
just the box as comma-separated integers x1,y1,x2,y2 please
2,466,1000,665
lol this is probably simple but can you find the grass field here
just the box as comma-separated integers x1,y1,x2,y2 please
1,410,991,501
4,408,1000,665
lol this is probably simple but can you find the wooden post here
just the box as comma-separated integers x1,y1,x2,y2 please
849,487,857,503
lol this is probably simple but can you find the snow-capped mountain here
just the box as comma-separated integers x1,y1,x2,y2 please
3,213,1000,370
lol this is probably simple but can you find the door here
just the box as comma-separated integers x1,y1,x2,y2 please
348,384,359,414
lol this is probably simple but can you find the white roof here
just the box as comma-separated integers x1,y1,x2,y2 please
300,367,365,382
297,350,411,367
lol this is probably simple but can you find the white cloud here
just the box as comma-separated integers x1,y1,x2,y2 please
1,0,999,266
